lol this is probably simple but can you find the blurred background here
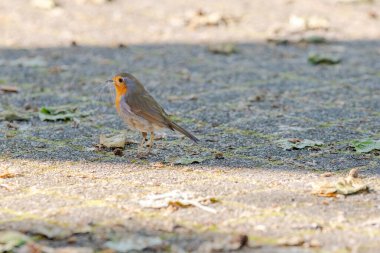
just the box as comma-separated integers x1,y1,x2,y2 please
1,0,379,47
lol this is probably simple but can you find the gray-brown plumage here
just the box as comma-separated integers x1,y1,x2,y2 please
111,72,198,155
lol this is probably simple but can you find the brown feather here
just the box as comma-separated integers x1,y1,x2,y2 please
123,74,198,142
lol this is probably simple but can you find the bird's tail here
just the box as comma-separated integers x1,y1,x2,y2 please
169,121,199,143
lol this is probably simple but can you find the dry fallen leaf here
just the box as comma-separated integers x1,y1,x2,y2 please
139,190,217,213
0,171,18,179
184,9,239,29
335,175,368,195
0,184,13,191
312,169,369,197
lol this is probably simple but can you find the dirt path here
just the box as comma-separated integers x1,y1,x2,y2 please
1,0,380,252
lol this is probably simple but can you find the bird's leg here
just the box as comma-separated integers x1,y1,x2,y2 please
138,132,148,152
146,131,155,153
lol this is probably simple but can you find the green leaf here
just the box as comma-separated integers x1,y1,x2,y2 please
308,54,341,65
351,139,380,153
276,139,324,150
208,43,237,55
38,105,81,121
302,36,326,44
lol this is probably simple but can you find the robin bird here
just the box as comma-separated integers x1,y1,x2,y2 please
108,72,198,155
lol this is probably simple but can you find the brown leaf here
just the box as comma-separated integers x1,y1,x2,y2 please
0,171,17,179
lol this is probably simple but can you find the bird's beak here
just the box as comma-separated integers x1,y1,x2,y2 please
106,79,113,84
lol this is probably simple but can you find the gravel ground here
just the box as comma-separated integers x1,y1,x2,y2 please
0,0,380,252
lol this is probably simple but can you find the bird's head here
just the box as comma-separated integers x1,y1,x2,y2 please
109,73,128,96
108,72,143,96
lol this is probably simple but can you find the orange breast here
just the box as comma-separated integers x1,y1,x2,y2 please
115,85,127,112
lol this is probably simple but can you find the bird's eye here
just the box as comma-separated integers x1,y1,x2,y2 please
118,78,123,83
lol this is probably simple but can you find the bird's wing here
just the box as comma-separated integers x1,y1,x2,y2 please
125,92,172,129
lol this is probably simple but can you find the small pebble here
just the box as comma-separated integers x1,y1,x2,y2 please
349,168,359,178
214,152,224,159
113,148,124,156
